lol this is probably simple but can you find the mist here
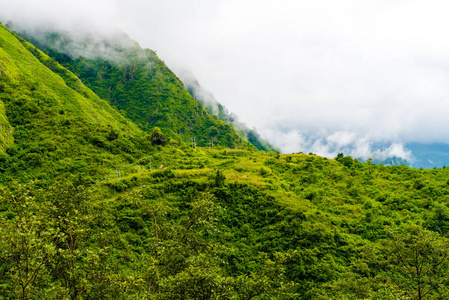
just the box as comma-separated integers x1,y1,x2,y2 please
2,0,449,160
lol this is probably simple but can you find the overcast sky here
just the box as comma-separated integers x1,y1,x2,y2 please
2,0,449,158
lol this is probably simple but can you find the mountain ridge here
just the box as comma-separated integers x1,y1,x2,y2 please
23,29,271,151
178,69,277,152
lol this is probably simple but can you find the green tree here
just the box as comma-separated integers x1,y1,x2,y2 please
142,192,230,298
0,181,125,299
335,153,354,168
335,153,344,160
206,126,219,137
45,181,116,299
214,170,226,187
150,127,165,146
367,224,449,300
0,182,59,299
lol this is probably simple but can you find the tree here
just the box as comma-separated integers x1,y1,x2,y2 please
0,181,124,299
141,192,231,299
367,224,449,300
335,153,344,160
335,153,354,168
5,20,14,30
0,182,59,299
206,126,219,137
214,170,226,187
150,127,164,146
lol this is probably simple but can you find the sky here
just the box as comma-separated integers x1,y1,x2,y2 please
2,0,449,160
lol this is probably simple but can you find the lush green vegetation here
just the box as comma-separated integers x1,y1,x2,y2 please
4,144,449,299
3,24,449,299
0,25,200,186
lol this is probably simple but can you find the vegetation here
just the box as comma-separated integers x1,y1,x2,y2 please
0,24,155,186
3,24,449,299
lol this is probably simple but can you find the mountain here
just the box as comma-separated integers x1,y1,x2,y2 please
405,142,449,168
23,30,261,150
364,142,449,169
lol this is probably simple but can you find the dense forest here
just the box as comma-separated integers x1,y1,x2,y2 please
2,23,449,299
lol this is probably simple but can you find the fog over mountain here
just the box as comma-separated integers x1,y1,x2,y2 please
3,0,449,163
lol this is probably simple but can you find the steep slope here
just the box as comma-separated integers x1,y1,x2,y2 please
0,25,151,184
25,30,252,149
0,93,13,152
178,69,277,152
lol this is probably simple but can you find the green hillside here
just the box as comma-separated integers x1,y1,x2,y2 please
3,143,449,298
0,24,152,185
3,23,449,300
25,31,252,149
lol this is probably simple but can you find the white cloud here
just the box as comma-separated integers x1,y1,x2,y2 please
2,0,449,160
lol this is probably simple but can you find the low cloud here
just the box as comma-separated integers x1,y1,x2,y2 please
177,69,221,116
2,0,449,160
262,128,413,161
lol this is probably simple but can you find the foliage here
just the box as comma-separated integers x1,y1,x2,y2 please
0,24,150,185
365,224,449,299
150,126,164,146
335,152,354,168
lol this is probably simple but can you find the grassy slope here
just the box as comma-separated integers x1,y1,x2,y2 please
0,96,13,152
0,25,151,184
0,27,139,133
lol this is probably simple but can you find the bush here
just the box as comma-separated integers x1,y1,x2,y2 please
152,168,175,179
260,167,269,176
336,153,354,168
